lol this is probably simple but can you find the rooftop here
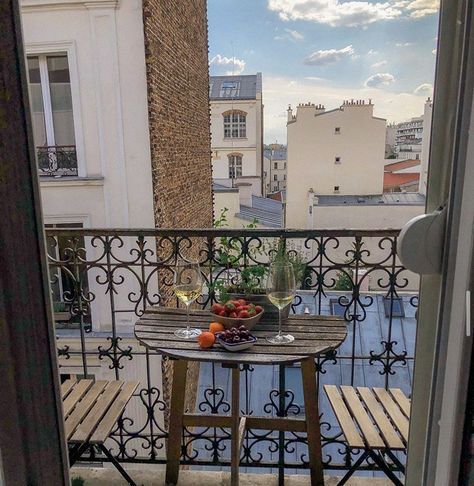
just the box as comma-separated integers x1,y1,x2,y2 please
237,195,283,227
315,193,425,206
264,148,287,160
384,173,420,191
209,74,261,101
384,159,421,172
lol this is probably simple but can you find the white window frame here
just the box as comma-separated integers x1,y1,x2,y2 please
223,112,247,139
228,154,243,178
26,41,86,177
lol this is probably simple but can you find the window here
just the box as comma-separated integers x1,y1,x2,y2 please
383,296,405,317
223,111,246,138
284,162,287,169
274,162,278,169
330,297,349,316
27,54,77,176
228,154,242,178
334,186,340,193
335,156,341,164
220,81,240,97
45,222,91,330
284,175,286,180
335,127,341,134
274,174,278,181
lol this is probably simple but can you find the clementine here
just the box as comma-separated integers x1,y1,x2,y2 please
198,331,215,349
209,322,225,334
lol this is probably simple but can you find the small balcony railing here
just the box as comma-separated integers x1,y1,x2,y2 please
46,227,416,479
37,145,78,177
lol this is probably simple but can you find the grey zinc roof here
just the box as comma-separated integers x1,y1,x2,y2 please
315,192,426,206
236,195,283,228
210,74,261,100
264,149,287,160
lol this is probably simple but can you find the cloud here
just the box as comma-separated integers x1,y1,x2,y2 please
432,48,437,55
371,60,388,68
209,55,245,75
414,83,433,96
395,42,414,47
304,45,355,66
263,75,431,142
364,72,395,88
304,76,326,82
267,0,439,28
285,28,304,40
367,49,379,55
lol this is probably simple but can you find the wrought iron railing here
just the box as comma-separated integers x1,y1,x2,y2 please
37,145,78,176
46,228,417,477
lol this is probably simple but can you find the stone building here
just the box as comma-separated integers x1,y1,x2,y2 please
264,143,287,195
210,73,264,196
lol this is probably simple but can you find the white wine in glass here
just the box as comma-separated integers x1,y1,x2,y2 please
266,263,296,344
173,259,203,339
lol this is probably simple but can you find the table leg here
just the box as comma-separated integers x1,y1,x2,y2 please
231,366,240,486
301,357,324,486
166,359,188,485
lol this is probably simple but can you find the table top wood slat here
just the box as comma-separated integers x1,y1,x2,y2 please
389,388,411,418
372,388,410,443
64,381,109,440
63,379,93,418
90,381,140,444
70,381,123,444
340,386,385,449
135,308,347,365
356,387,405,450
324,385,365,449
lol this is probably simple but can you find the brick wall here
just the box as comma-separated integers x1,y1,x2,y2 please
142,0,213,230
142,0,213,428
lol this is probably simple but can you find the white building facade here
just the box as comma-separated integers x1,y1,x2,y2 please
210,74,264,196
286,100,386,228
264,144,287,194
395,116,424,160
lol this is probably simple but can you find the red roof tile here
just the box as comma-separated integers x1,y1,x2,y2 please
384,159,421,172
384,172,420,190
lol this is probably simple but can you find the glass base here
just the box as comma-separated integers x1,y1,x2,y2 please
266,333,295,345
174,328,201,339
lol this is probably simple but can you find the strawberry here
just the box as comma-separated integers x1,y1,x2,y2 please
229,311,238,318
238,299,247,306
255,305,263,314
248,308,256,317
238,310,250,319
212,303,224,314
225,302,236,312
219,310,227,317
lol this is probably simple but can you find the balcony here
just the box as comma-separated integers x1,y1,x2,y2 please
48,227,414,484
37,145,78,177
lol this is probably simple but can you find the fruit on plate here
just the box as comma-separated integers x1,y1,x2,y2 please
209,322,225,334
217,325,255,344
211,299,263,319
198,331,216,349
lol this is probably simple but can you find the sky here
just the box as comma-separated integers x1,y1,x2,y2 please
207,0,440,144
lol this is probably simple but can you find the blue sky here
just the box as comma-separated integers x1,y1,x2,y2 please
208,0,439,143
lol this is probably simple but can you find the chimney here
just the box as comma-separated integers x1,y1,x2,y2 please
235,182,252,207
287,104,293,122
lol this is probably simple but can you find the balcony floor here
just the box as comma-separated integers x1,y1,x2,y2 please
72,466,393,485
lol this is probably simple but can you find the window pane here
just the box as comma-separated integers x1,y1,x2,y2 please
47,55,75,146
27,56,47,147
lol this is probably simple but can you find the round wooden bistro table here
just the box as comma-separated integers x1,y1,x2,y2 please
134,307,347,486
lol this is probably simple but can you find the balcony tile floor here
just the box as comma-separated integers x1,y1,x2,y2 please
72,467,392,485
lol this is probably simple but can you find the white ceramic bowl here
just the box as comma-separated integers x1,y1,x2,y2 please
216,335,257,352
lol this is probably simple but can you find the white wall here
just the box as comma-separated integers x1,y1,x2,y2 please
210,97,263,195
21,0,155,229
286,101,386,228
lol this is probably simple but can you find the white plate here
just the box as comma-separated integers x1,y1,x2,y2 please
216,335,257,352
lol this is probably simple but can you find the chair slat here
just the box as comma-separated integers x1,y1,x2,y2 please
340,386,385,449
90,381,139,444
357,387,405,450
61,378,77,399
373,388,409,443
389,388,411,418
324,385,364,449
63,379,93,418
64,381,109,440
70,381,123,443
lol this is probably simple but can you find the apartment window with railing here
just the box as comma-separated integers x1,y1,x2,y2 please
223,111,246,138
27,54,77,176
228,154,242,178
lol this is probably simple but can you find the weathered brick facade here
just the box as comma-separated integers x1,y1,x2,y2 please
142,0,213,230
142,0,213,429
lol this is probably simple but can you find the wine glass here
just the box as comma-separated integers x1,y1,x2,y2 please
266,263,296,344
173,258,203,339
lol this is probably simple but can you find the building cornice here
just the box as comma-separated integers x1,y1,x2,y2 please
21,0,118,12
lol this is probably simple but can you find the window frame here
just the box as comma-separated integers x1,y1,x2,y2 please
228,153,243,178
223,110,247,139
26,41,85,177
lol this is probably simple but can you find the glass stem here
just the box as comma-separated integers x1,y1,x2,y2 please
186,302,190,332
278,307,282,337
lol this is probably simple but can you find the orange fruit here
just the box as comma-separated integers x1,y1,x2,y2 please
198,331,215,349
209,322,225,334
